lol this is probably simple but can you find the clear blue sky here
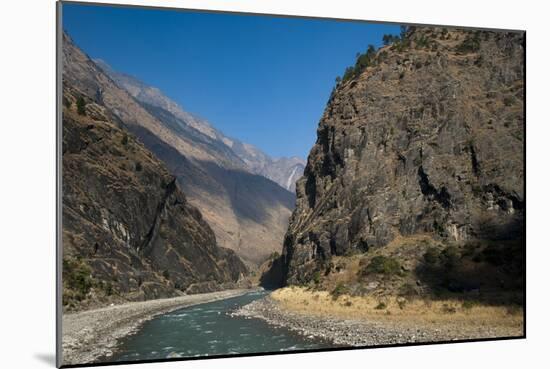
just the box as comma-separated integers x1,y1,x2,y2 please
62,3,400,159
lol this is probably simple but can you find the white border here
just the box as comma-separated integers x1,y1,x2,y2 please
1,1,547,369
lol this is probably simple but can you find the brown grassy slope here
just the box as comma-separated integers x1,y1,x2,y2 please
270,233,523,335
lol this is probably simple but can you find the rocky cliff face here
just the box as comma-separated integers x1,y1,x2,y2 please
62,98,248,311
282,27,525,284
94,58,306,192
63,33,294,266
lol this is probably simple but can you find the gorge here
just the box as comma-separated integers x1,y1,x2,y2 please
60,19,525,367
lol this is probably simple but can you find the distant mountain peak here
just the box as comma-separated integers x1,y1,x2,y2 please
92,57,305,192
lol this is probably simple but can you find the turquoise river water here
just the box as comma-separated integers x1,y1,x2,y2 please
110,290,335,362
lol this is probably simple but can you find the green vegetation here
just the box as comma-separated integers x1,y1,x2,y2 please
62,257,93,305
375,301,387,310
462,300,477,310
162,270,170,280
337,26,412,84
423,247,440,264
382,34,400,45
105,282,113,296
341,45,377,83
312,270,321,285
441,246,461,269
415,34,430,49
363,255,402,276
480,242,523,267
455,32,481,53
121,133,129,146
330,282,350,300
418,239,524,303
135,161,143,172
76,96,86,116
422,246,460,269
63,96,72,108
392,26,412,52
62,257,121,309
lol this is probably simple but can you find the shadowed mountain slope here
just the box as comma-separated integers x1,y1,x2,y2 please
63,33,295,265
94,58,306,192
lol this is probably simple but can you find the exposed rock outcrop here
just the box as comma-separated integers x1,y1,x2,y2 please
62,84,247,312
281,27,525,284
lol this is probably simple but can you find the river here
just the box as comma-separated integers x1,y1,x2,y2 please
110,290,335,362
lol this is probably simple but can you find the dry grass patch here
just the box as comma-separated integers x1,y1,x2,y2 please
271,287,523,329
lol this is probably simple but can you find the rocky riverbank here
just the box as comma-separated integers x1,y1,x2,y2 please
62,289,253,366
233,295,523,347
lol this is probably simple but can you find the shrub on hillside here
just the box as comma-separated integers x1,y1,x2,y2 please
312,270,321,285
441,246,461,269
76,96,86,116
423,247,440,265
382,34,400,45
364,255,402,276
63,257,93,304
375,301,387,310
330,282,350,300
455,32,481,53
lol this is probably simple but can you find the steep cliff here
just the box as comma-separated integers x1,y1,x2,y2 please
62,86,247,312
282,27,524,285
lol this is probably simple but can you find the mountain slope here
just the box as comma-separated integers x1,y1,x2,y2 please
281,27,525,285
63,33,294,265
94,58,306,192
61,95,248,311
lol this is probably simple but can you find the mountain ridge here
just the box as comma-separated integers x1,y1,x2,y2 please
93,58,306,192
63,32,295,265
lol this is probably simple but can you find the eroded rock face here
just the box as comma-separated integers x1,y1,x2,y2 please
282,27,524,285
62,103,248,310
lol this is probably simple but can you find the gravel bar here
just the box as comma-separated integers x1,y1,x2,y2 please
62,289,252,365
233,296,522,347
